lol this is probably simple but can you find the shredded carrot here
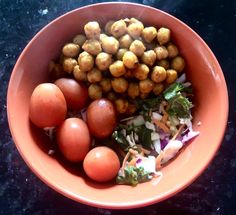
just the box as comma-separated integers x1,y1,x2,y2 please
128,157,137,166
153,118,170,133
121,151,131,173
171,124,185,141
129,148,138,155
161,110,168,124
155,150,165,169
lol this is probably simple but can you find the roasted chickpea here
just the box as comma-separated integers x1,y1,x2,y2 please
142,26,157,43
99,78,112,93
171,56,185,72
99,33,108,41
141,50,156,66
87,68,102,83
82,39,102,56
127,20,144,39
63,58,77,73
126,103,137,115
73,34,86,46
110,20,127,38
127,82,140,99
95,52,112,71
139,78,154,94
101,36,119,54
122,51,139,69
157,59,170,70
111,77,128,93
154,45,169,60
88,84,102,100
166,69,178,84
116,48,128,61
151,66,167,83
109,60,126,77
167,43,179,58
107,91,117,101
129,40,146,57
115,98,129,114
124,69,134,79
78,51,94,72
133,64,149,80
105,20,115,35
49,61,66,80
119,34,133,49
62,43,80,58
157,27,171,45
84,21,101,39
153,83,164,95
73,65,87,82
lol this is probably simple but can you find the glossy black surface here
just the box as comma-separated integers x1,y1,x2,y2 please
1,0,236,214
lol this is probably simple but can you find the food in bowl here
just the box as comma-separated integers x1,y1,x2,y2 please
28,17,200,186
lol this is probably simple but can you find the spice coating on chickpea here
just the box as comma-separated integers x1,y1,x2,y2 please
166,69,178,84
115,99,129,114
95,52,112,71
141,50,156,66
62,43,80,58
119,34,133,49
73,65,87,82
129,40,146,57
171,56,185,72
142,26,157,43
157,59,170,70
104,20,115,35
133,64,150,80
99,78,112,93
109,60,126,77
73,34,86,46
82,39,102,56
151,66,167,83
122,51,139,69
116,48,128,61
101,36,119,55
110,20,127,38
78,51,94,72
128,82,140,99
63,58,77,73
139,79,154,94
153,83,164,95
157,27,171,45
111,78,128,93
84,21,101,39
127,21,144,39
87,68,102,83
167,43,179,58
154,45,169,60
88,84,102,100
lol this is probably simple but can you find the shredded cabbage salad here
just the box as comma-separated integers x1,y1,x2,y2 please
112,73,200,186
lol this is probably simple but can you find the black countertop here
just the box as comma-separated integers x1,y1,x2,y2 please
1,0,236,214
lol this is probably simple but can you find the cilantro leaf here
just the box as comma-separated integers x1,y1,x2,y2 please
163,83,185,100
135,125,153,150
112,130,130,152
116,166,152,186
167,93,192,118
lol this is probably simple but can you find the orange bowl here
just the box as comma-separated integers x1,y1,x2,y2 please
7,2,228,209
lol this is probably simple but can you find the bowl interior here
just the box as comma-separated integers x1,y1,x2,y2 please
7,2,228,209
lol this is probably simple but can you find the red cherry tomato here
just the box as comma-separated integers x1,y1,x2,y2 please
54,78,88,110
29,83,67,128
83,146,120,182
56,118,91,162
86,99,116,138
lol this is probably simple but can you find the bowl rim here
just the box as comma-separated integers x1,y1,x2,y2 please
7,1,229,209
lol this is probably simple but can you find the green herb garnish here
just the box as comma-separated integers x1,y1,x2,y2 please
116,166,152,186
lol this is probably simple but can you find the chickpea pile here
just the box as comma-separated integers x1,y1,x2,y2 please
49,18,185,115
